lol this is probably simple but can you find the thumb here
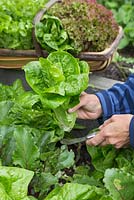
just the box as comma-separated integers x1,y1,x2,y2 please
68,91,87,113
68,103,82,113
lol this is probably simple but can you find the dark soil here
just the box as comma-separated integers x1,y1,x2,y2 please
120,46,134,58
94,62,130,82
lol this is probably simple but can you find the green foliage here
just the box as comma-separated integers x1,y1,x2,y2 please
0,50,134,199
44,183,106,200
87,145,117,173
97,0,132,8
98,0,134,48
42,143,134,199
115,4,134,48
1,49,134,199
13,126,40,170
23,51,89,131
85,145,134,199
33,145,75,198
104,168,134,200
0,0,119,52
0,0,48,49
0,166,34,199
35,15,73,52
87,145,134,176
0,51,89,199
0,80,76,198
48,0,119,52
113,52,134,64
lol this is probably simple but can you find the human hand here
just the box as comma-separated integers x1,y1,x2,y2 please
86,114,133,149
68,92,102,119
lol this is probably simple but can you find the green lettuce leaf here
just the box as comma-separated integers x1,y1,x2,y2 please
104,168,134,200
13,126,40,170
44,183,105,200
0,0,49,50
47,51,80,77
53,106,76,132
86,145,117,173
23,51,89,108
35,15,73,52
0,79,25,102
40,145,75,174
0,166,34,200
33,172,59,199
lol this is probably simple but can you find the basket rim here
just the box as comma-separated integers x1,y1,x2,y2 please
0,26,123,61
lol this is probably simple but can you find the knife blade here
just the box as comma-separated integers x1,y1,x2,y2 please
61,131,97,145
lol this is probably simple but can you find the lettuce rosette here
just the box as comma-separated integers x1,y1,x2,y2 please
23,51,89,131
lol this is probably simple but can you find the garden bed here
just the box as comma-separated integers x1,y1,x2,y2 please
0,48,134,199
0,0,134,199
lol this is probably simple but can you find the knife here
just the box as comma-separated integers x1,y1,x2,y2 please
61,131,97,145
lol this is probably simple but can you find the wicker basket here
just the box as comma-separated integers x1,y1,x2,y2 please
0,0,123,71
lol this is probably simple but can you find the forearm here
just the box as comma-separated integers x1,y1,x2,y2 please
96,74,134,120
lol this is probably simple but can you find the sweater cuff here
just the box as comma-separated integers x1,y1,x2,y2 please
96,90,115,120
129,116,134,148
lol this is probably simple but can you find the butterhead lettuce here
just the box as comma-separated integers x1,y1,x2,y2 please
0,166,34,200
23,51,89,132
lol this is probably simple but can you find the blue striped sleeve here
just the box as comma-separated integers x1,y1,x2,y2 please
129,116,134,148
95,74,134,120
